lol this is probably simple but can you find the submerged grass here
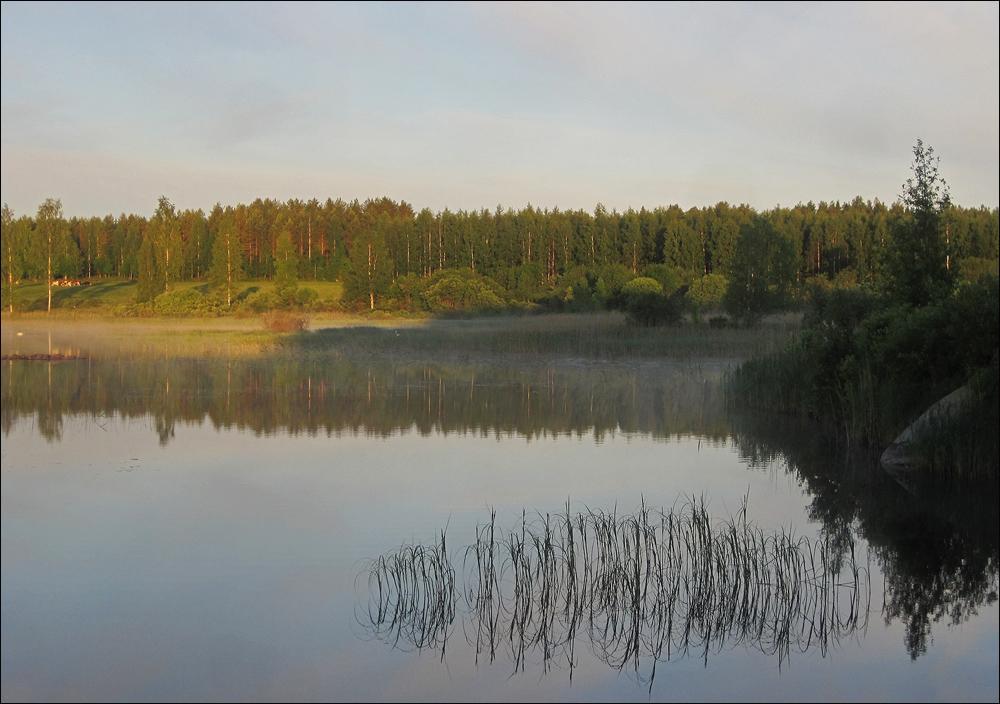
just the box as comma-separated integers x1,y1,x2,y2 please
360,497,870,688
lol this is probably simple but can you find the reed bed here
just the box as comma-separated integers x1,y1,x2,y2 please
293,312,800,361
360,497,870,687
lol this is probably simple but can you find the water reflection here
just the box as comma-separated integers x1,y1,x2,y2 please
2,355,996,669
1,357,729,445
730,413,999,660
360,498,871,689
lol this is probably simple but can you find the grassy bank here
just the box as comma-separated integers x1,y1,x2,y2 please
5,278,344,314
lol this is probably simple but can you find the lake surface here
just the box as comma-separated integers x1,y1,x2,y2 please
2,339,997,701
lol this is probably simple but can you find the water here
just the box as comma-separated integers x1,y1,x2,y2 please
2,350,997,701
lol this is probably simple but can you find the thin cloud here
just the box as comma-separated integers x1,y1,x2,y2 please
1,2,997,215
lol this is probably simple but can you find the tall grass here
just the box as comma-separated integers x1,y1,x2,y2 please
292,312,799,361
360,497,870,687
262,311,309,332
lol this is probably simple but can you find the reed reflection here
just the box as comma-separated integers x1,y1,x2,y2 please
360,498,871,689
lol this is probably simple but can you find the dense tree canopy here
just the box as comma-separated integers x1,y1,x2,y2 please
1,156,997,314
725,217,799,324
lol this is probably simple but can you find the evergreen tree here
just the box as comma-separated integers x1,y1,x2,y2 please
883,139,954,306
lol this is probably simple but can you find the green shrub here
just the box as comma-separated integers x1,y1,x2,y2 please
294,287,319,308
419,269,506,312
619,277,683,327
151,288,225,316
243,289,280,313
687,274,728,310
641,264,685,295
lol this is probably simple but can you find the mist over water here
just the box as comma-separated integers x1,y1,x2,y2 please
2,347,997,701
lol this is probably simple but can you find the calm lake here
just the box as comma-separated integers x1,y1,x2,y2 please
2,325,997,701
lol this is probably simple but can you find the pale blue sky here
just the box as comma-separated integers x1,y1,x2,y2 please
2,1,997,217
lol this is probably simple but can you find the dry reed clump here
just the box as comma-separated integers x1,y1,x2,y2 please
262,311,309,332
359,496,871,688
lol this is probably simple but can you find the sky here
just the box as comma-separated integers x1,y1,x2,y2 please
1,1,998,217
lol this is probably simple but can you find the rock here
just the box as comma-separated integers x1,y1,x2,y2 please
880,384,973,481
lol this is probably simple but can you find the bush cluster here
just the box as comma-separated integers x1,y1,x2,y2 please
730,276,999,478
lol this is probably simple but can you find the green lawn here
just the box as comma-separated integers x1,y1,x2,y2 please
7,278,344,312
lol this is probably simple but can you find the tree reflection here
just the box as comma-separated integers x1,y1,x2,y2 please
3,355,995,661
730,412,998,660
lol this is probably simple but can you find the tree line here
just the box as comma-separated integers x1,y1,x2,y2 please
2,192,997,313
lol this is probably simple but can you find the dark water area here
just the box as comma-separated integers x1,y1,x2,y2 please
1,352,997,701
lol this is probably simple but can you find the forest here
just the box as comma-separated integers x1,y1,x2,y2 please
2,191,997,317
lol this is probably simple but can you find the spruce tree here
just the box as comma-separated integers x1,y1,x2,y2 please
884,139,954,306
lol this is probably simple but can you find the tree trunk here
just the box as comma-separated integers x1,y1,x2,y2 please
226,235,232,308
368,241,375,311
46,235,52,315
6,245,13,314
945,223,951,271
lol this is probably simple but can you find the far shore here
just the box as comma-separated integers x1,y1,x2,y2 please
0,310,428,329
1,311,801,363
